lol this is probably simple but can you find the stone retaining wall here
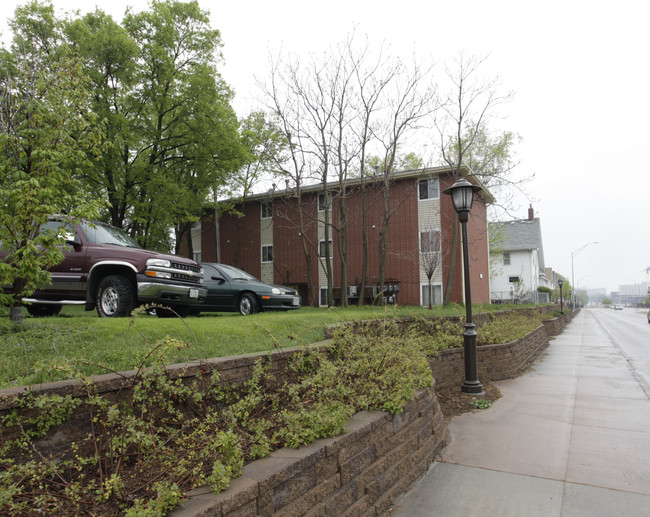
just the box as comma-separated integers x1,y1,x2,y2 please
0,309,575,516
172,388,447,517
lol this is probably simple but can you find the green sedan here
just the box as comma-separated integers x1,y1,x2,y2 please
195,263,301,315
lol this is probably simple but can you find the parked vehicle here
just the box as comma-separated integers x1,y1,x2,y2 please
196,263,300,315
613,304,624,310
647,311,650,324
0,217,207,317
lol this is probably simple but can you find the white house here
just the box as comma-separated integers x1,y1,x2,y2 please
490,206,548,304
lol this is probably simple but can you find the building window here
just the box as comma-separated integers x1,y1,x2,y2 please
421,284,442,306
318,192,331,211
261,201,272,219
418,178,439,200
509,276,520,283
262,245,273,262
503,252,511,265
319,240,332,258
319,288,329,307
419,229,441,253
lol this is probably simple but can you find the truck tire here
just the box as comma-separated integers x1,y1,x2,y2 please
238,293,259,315
26,304,62,317
96,275,136,317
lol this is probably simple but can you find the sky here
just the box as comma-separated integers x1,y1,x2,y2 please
2,0,649,293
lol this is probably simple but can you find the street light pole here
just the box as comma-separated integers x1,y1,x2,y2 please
444,177,484,395
571,241,598,310
558,278,564,314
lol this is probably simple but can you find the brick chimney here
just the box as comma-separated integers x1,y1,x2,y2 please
528,205,534,220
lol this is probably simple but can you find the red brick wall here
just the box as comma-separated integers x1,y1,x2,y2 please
272,194,320,305
329,179,421,305
467,195,490,304
181,172,491,307
438,174,491,305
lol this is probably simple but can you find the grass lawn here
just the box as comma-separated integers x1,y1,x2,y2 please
0,303,508,389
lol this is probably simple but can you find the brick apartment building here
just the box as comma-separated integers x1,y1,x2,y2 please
181,165,493,307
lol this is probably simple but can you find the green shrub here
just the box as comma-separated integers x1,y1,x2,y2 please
0,315,435,515
476,311,544,344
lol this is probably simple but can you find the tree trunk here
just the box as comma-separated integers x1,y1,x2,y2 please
338,194,348,308
358,182,368,306
443,212,459,305
9,305,23,324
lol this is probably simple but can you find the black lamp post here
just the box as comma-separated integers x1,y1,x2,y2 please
444,177,484,395
558,279,564,314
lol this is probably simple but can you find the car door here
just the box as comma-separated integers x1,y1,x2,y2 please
203,264,236,310
34,220,87,301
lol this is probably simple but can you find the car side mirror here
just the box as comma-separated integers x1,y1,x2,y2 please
211,275,226,283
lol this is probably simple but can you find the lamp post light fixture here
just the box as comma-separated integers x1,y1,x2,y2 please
571,241,598,310
443,177,484,395
558,279,564,314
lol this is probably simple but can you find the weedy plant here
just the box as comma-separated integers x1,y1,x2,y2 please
0,309,435,516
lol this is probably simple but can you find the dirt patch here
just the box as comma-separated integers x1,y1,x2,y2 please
436,381,502,421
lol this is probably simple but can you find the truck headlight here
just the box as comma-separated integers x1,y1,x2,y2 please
146,258,171,268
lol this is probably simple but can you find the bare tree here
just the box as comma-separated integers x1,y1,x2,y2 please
435,52,513,305
260,36,436,307
420,229,443,309
260,57,319,304
373,61,436,300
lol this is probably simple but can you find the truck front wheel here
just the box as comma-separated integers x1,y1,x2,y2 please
96,275,136,317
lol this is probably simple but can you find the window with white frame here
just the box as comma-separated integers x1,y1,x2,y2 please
319,288,329,307
318,192,332,211
509,276,520,283
261,245,273,262
421,284,442,306
419,229,441,253
319,240,332,258
503,252,511,265
261,201,272,219
418,178,439,200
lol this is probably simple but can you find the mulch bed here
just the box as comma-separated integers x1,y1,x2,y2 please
436,381,502,421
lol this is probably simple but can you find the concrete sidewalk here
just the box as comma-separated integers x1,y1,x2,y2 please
389,310,650,516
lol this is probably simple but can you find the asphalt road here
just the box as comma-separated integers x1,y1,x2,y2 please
589,307,650,396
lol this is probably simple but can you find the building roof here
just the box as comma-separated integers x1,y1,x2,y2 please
244,164,496,204
493,217,546,271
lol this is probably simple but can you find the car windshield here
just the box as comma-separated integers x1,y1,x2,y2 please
80,222,141,248
215,264,258,282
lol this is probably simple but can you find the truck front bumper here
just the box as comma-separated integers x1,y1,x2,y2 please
137,281,207,306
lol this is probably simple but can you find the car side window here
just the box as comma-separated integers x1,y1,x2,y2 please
40,220,76,243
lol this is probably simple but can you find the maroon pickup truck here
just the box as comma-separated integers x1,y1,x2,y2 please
1,218,206,317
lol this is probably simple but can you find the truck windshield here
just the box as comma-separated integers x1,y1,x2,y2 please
81,222,142,248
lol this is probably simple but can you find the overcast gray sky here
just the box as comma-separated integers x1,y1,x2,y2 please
3,0,649,293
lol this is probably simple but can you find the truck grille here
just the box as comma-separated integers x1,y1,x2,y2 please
171,262,201,274
171,262,203,284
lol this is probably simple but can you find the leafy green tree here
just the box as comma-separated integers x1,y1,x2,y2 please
64,8,140,230
223,111,286,267
0,1,104,323
67,1,245,253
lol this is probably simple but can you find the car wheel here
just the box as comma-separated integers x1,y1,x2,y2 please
96,275,135,317
238,293,259,315
26,304,62,317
